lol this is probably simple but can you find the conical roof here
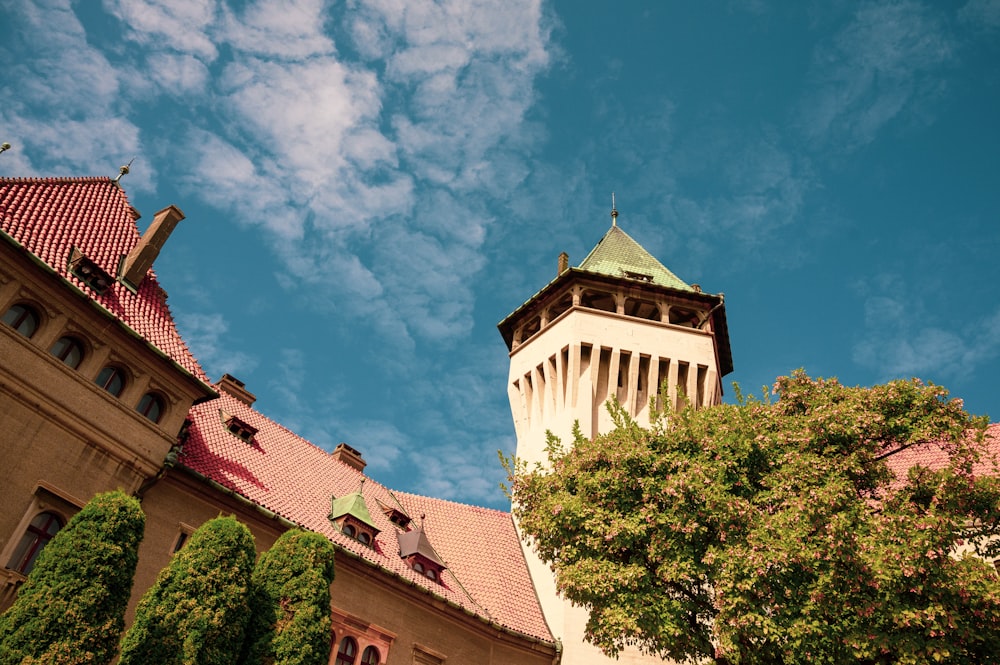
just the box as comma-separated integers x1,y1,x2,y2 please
578,224,693,291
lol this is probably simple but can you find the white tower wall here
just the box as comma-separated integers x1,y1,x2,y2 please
500,223,732,665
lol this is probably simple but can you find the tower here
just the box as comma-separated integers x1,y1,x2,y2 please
498,210,733,663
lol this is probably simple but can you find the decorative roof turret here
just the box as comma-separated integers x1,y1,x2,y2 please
329,479,380,546
398,519,446,568
398,515,446,583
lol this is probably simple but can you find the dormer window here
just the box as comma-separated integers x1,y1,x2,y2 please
68,248,113,295
376,498,412,530
220,410,258,444
329,484,380,549
622,270,653,283
334,515,376,548
398,519,446,584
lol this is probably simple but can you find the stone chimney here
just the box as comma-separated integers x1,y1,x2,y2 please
558,251,569,275
217,373,256,406
119,205,184,288
332,443,367,472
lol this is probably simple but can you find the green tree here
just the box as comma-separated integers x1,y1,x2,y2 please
0,489,145,665
239,529,337,665
118,515,256,665
506,371,1000,664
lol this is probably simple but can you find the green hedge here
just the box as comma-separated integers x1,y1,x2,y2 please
0,490,145,665
240,529,337,665
118,515,256,665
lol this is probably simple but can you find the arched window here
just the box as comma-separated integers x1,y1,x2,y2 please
425,568,438,581
360,646,380,665
50,336,85,368
412,560,425,574
2,303,40,338
7,511,63,575
357,531,371,545
335,637,358,665
95,366,126,396
342,523,357,538
136,392,165,423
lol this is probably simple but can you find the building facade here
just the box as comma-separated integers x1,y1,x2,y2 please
0,176,557,665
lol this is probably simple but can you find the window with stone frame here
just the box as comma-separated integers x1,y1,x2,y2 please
50,335,85,368
6,512,63,575
1,486,80,579
334,636,358,665
330,608,394,665
2,303,40,338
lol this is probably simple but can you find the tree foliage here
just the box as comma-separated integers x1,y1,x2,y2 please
506,371,1000,664
239,529,337,665
118,515,256,665
0,489,145,665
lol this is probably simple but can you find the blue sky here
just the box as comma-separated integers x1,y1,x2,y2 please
2,0,999,508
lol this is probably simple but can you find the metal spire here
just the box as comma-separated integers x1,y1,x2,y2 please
112,157,135,188
611,192,618,227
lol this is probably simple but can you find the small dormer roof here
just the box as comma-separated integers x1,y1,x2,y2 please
329,490,379,532
578,224,694,291
398,523,446,568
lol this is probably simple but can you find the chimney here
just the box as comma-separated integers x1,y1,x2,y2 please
558,251,569,275
332,443,367,472
119,205,184,288
217,373,256,406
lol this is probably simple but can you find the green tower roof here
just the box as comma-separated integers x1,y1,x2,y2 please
578,224,693,291
329,490,378,530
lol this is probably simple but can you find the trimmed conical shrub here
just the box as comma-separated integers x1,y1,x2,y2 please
0,489,145,665
118,515,256,665
239,529,336,665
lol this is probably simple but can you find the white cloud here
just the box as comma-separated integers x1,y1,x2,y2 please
104,0,219,61
799,0,953,151
959,0,1000,30
0,0,151,187
221,0,335,59
146,53,211,94
2,0,552,506
176,312,258,378
852,278,1000,380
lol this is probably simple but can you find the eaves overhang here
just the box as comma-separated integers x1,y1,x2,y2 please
497,267,733,376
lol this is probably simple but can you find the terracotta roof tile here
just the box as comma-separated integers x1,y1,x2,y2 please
180,389,553,643
0,177,207,381
882,422,1000,482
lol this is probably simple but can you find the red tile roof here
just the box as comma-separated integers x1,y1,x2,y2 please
883,422,1000,483
0,177,207,381
180,388,553,643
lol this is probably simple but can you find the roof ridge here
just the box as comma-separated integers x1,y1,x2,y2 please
216,389,376,466
392,487,513,515
0,175,116,185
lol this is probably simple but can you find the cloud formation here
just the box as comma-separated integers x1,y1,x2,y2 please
799,0,953,151
853,275,1000,381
